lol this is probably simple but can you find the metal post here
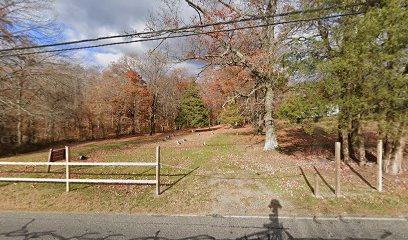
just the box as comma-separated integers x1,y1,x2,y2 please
377,140,383,192
65,146,70,192
156,145,160,195
335,142,341,197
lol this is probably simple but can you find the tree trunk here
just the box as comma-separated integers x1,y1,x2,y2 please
131,118,137,135
49,119,55,142
253,90,264,135
16,114,22,146
132,99,137,135
257,112,264,135
351,117,366,164
149,93,158,136
263,0,278,151
27,119,36,144
357,123,367,165
339,111,351,162
263,82,278,151
115,117,121,138
16,77,23,146
341,128,350,163
390,134,407,175
383,138,393,173
383,121,406,174
74,117,81,139
100,121,106,138
88,117,94,140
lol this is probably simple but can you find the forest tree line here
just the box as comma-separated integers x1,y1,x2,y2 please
0,0,407,174
0,49,210,152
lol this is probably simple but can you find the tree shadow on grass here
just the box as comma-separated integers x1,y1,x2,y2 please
346,163,376,190
0,182,12,188
299,167,314,195
161,167,199,194
277,127,336,157
313,166,335,194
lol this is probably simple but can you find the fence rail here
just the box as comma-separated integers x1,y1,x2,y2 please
0,146,161,195
0,162,157,166
0,178,157,184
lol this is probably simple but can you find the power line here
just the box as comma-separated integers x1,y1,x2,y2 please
0,11,363,58
0,1,372,53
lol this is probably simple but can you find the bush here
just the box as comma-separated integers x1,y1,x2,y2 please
218,103,244,128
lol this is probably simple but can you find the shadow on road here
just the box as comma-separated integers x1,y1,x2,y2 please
0,200,386,239
0,219,124,240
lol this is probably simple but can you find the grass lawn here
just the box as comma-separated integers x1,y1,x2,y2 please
0,123,407,217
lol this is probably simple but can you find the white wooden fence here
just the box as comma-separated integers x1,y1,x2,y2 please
0,146,161,195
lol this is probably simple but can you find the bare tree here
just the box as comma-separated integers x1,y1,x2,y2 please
148,0,294,150
0,0,59,146
137,50,170,135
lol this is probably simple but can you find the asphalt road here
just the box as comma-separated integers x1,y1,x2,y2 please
0,212,407,240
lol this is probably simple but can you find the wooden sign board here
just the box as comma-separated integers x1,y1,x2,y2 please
51,148,66,162
47,147,68,172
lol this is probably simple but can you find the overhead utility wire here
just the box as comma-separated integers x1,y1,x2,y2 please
0,11,364,58
0,1,373,53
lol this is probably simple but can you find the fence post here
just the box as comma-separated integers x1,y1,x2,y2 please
335,142,341,197
47,148,53,173
314,173,320,197
156,145,160,195
65,146,70,192
377,140,383,192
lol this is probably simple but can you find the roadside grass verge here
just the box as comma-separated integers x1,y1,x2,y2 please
0,126,407,216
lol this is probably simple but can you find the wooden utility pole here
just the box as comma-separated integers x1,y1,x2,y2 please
377,140,383,192
335,142,341,197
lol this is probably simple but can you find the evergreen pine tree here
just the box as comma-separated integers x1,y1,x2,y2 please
175,82,209,128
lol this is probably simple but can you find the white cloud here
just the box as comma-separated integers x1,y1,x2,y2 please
172,61,205,76
93,52,122,67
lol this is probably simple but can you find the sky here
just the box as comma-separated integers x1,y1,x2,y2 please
54,0,201,73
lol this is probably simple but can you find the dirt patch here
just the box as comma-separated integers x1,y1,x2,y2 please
209,178,279,215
